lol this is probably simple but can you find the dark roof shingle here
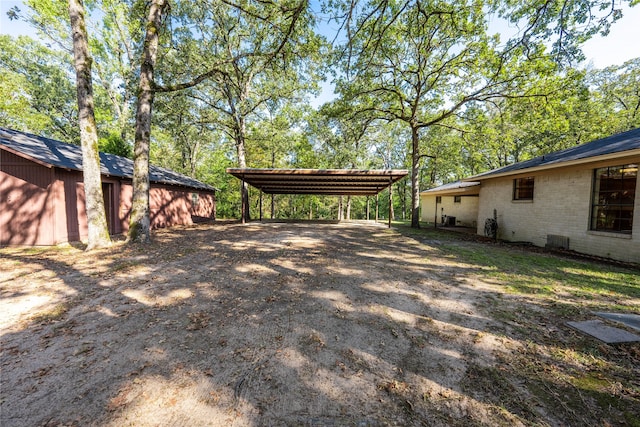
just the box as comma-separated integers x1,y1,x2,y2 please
470,127,640,180
0,128,215,191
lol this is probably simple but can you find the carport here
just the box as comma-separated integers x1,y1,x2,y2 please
226,168,409,227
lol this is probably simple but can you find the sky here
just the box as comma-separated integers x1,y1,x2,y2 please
1,0,639,106
581,4,640,69
3,0,637,67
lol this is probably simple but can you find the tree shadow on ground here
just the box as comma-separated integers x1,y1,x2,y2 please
1,221,638,426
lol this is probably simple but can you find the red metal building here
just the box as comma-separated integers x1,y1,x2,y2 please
1,128,216,246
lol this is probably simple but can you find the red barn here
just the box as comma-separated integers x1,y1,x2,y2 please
1,128,216,246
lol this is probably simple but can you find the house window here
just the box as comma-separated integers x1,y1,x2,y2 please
191,192,200,207
513,177,534,200
454,196,462,203
435,196,442,204
591,164,637,234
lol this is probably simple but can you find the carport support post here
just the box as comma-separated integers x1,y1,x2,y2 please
375,194,379,222
271,194,275,219
241,175,246,224
366,196,370,220
259,191,263,221
388,177,392,228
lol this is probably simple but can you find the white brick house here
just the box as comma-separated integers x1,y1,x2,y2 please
465,127,639,263
420,181,480,227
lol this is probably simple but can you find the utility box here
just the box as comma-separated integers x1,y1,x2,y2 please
546,234,569,249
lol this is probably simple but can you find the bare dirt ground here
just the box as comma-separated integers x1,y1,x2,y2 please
1,221,638,426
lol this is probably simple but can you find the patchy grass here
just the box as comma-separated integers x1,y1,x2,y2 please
399,223,640,311
396,223,640,426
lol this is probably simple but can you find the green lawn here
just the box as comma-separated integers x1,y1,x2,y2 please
395,221,640,426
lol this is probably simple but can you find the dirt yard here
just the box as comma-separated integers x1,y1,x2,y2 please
1,221,638,426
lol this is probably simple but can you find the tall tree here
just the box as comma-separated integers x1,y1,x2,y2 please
313,101,378,219
173,1,320,221
335,0,553,227
588,58,640,132
89,0,141,144
68,0,111,249
496,0,635,66
127,0,318,236
7,1,128,142
0,35,79,140
127,0,168,243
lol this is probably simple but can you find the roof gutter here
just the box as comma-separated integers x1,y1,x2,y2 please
463,149,640,182
420,187,480,196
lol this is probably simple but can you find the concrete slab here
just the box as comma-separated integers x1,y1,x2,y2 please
594,312,640,332
567,320,640,344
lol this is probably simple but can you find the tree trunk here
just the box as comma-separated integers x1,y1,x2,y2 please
271,151,275,219
235,117,250,221
129,0,168,243
189,138,200,177
68,0,111,250
410,123,420,228
401,183,407,220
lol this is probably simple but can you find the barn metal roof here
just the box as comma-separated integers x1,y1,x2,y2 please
226,168,408,196
467,127,640,180
0,128,216,191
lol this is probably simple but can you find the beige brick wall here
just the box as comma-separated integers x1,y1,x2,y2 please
420,194,479,226
476,164,640,263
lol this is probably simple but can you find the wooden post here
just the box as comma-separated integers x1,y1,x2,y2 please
241,175,246,224
271,194,275,219
375,194,379,222
388,177,392,228
366,196,370,221
259,190,263,221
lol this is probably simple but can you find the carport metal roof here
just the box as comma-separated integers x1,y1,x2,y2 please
226,168,409,227
226,168,409,196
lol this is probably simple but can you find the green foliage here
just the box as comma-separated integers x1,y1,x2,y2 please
588,58,640,132
99,132,132,158
495,0,635,66
330,0,560,226
2,0,639,222
0,35,78,142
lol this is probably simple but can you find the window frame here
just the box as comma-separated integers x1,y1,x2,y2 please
513,176,535,201
453,195,462,203
590,163,636,234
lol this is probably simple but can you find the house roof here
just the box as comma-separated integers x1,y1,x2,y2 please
466,127,640,181
420,181,480,196
226,168,408,196
0,128,216,191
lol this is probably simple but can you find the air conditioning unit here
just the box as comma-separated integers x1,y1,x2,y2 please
546,234,569,249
